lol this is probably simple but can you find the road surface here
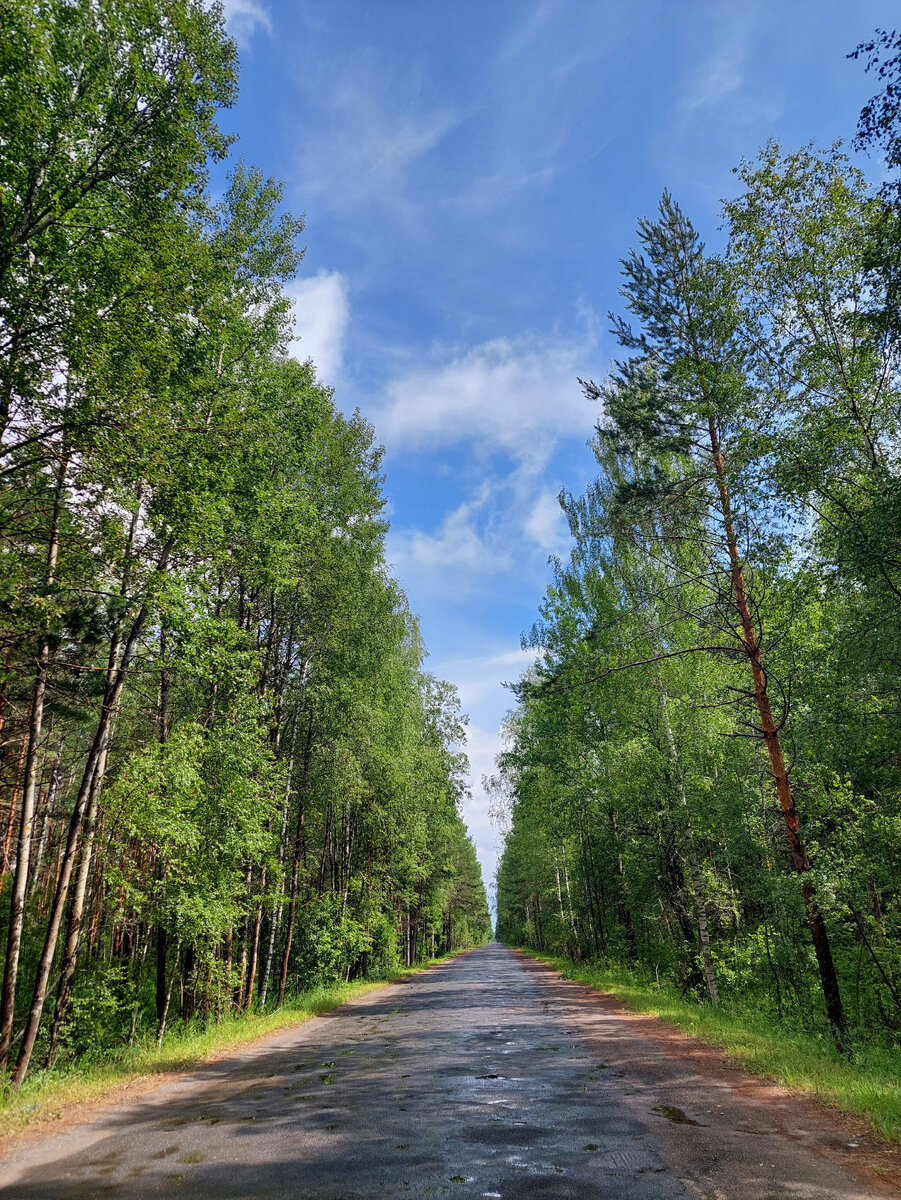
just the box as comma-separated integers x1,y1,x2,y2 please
0,943,892,1198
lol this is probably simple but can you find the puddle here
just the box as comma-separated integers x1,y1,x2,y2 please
652,1105,703,1126
582,1143,598,1152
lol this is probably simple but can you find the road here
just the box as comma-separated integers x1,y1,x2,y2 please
0,943,892,1199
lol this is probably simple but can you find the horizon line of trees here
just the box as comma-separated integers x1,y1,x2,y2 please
0,0,490,1085
495,30,901,1049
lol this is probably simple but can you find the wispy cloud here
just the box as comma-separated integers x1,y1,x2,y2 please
658,1,776,197
524,487,568,555
286,271,350,385
293,64,461,225
437,647,537,715
375,328,598,463
386,453,580,607
222,0,270,42
683,43,745,111
389,486,506,580
678,2,768,120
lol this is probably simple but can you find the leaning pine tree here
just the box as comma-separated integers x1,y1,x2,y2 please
580,194,848,1039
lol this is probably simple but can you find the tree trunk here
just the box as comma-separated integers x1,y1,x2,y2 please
707,415,846,1037
26,742,64,902
561,843,578,942
13,536,174,1084
651,650,720,1006
260,729,296,1009
155,923,168,1024
1,737,27,878
46,743,108,1064
278,711,313,1007
0,454,67,1068
553,852,570,956
244,869,266,1010
156,941,181,1048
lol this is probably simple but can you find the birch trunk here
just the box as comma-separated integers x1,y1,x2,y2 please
553,852,570,955
46,742,109,1062
652,658,720,1006
13,535,175,1084
0,454,67,1067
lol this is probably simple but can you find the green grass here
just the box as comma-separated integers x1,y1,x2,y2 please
0,953,465,1141
522,949,901,1143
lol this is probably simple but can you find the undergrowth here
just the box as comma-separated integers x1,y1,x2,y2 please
524,950,901,1143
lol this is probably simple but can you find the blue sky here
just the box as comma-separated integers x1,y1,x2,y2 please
221,0,898,901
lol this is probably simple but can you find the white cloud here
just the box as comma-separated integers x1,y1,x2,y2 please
437,647,536,717
524,487,568,554
376,331,597,462
430,645,538,901
461,722,510,901
684,49,743,112
386,433,586,602
222,0,270,41
286,271,350,385
389,486,507,580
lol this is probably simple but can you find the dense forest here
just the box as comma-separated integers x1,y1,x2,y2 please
0,0,490,1085
496,32,901,1049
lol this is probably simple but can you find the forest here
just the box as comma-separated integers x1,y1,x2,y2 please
0,0,490,1086
495,31,901,1051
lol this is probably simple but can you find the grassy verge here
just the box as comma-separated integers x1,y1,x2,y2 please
0,952,464,1142
522,950,901,1143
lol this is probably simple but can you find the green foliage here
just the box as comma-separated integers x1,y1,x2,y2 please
0,0,489,1083
290,898,369,989
497,122,901,1058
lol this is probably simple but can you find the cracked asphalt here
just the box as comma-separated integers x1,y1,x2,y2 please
0,942,893,1199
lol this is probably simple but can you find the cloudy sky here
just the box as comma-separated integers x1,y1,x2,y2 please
221,0,897,905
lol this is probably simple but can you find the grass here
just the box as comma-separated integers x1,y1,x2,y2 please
0,953,463,1142
522,949,901,1143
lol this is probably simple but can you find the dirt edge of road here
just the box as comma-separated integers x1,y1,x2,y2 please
512,948,901,1196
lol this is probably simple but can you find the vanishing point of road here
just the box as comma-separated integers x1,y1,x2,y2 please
0,943,892,1199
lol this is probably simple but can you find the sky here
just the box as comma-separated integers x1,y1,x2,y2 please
220,0,898,906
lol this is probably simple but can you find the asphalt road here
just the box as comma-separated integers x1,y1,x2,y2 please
0,943,892,1199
